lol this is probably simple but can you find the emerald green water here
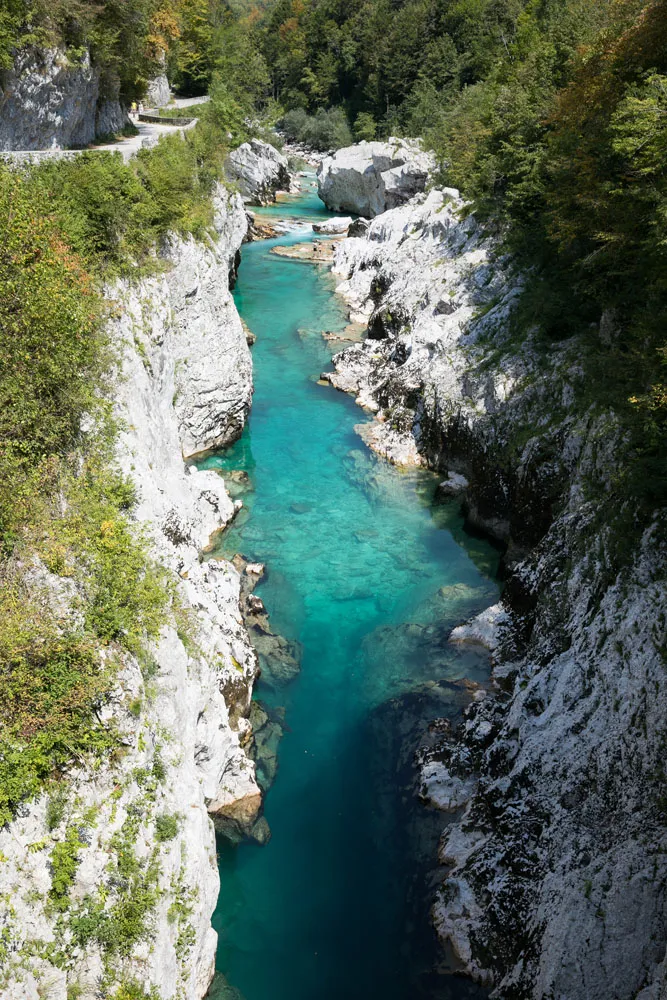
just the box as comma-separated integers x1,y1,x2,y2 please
205,179,499,1000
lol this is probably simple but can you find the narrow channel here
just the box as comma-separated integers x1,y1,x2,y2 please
204,178,500,1000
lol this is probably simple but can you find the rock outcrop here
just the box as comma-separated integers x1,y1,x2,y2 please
317,138,435,217
312,216,353,234
326,181,667,998
224,138,291,205
0,48,130,150
0,186,260,999
168,188,252,459
146,70,171,108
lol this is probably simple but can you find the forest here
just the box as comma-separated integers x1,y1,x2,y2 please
209,0,667,508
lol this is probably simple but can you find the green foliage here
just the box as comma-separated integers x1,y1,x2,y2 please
279,106,352,150
0,587,118,828
45,786,69,832
71,812,161,957
281,108,309,142
155,813,180,841
49,826,86,911
0,0,170,102
110,981,161,1000
0,172,107,538
0,0,47,69
170,0,216,94
353,112,378,141
152,748,167,783
167,856,198,966
212,14,270,113
13,129,231,280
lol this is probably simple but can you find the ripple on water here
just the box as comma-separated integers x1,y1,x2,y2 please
201,177,499,1000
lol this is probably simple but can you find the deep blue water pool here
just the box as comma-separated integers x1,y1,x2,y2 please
203,178,498,1000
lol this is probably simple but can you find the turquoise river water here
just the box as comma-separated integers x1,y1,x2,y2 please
203,179,499,1000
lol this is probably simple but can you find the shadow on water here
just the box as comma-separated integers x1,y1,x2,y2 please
202,176,497,1000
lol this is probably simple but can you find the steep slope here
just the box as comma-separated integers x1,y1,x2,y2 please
0,187,261,1000
0,48,130,150
324,184,667,998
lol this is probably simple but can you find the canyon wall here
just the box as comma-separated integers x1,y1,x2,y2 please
0,187,260,1000
323,177,667,999
0,48,130,151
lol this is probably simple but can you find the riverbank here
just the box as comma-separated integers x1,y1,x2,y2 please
0,135,295,999
320,157,667,999
203,178,501,1000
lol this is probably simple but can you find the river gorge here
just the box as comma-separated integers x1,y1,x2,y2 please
1,59,665,995
202,178,500,1000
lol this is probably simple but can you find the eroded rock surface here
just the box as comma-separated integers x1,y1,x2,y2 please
0,185,259,1000
326,178,667,999
0,47,129,150
317,138,435,217
169,187,253,459
224,138,291,205
146,72,171,108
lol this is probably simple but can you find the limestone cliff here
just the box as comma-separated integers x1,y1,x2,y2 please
325,185,667,998
224,138,291,206
317,138,435,217
0,48,130,151
0,187,259,999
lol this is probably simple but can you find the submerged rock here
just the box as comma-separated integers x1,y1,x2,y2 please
249,700,284,792
233,554,302,689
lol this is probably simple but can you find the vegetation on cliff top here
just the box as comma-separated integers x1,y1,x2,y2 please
0,90,242,828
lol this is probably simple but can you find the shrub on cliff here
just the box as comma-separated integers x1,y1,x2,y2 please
14,106,236,278
0,169,170,827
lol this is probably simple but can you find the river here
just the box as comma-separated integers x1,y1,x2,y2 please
202,176,499,1000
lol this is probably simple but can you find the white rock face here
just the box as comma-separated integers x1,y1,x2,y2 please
326,182,667,999
0,48,129,150
224,138,291,205
166,187,252,458
0,185,258,999
146,72,171,108
312,216,353,234
317,138,436,217
449,603,509,653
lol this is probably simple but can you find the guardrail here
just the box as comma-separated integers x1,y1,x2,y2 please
138,112,196,126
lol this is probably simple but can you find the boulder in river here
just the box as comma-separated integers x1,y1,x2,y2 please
225,138,291,205
317,138,436,217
